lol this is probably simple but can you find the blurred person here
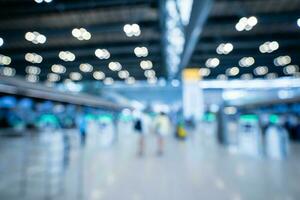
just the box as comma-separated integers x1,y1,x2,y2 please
134,117,144,156
76,108,87,147
154,112,171,155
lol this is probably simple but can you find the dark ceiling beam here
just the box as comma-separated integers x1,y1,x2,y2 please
1,39,161,54
7,45,161,60
199,32,300,43
0,0,157,19
206,11,300,25
195,39,300,51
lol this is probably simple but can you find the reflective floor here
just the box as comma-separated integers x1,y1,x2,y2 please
0,129,300,200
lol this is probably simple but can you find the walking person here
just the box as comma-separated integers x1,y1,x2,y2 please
154,112,170,155
134,117,144,156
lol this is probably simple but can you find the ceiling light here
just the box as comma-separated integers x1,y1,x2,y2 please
25,53,43,64
147,77,157,84
79,63,93,72
297,18,300,27
235,16,258,32
283,65,299,75
72,28,91,41
171,79,180,87
95,49,110,59
274,55,291,66
134,47,148,57
240,73,253,80
0,37,3,47
205,58,220,68
103,77,114,85
123,24,141,37
93,71,105,80
259,41,279,53
0,67,15,77
25,31,46,44
265,73,277,79
216,43,233,55
217,74,227,80
34,0,52,3
108,62,122,71
254,66,268,75
199,68,211,76
226,67,239,76
59,51,75,62
51,64,66,74
144,69,156,78
140,60,153,70
25,66,41,75
26,74,39,82
239,57,255,67
118,70,130,79
70,72,82,81
0,54,11,65
125,77,135,85
47,73,60,82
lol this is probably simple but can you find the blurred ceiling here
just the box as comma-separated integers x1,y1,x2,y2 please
189,0,300,80
0,0,299,85
0,0,164,82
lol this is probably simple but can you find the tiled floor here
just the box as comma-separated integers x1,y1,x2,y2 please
0,129,300,200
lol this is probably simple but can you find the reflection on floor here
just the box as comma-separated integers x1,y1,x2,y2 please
0,129,300,200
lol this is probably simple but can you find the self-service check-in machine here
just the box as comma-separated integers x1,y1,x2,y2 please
238,115,263,157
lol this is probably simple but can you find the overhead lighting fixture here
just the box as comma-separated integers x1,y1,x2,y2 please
199,68,211,77
0,67,15,77
254,66,268,76
297,18,300,27
216,43,233,55
103,77,114,85
0,54,11,65
69,72,82,81
235,16,258,32
259,41,279,53
0,37,3,47
25,66,41,75
51,64,66,74
25,53,43,64
72,28,91,41
140,60,153,70
108,62,122,71
123,24,141,37
125,77,135,85
217,74,227,80
171,79,180,87
118,70,130,79
59,51,75,62
34,0,52,3
79,63,93,72
47,73,60,82
239,57,255,67
144,69,156,78
26,74,39,82
283,65,299,75
25,31,46,44
274,55,291,66
265,73,277,79
240,73,253,80
93,71,105,80
147,77,157,84
134,47,148,57
226,67,239,76
95,49,110,59
205,58,220,68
